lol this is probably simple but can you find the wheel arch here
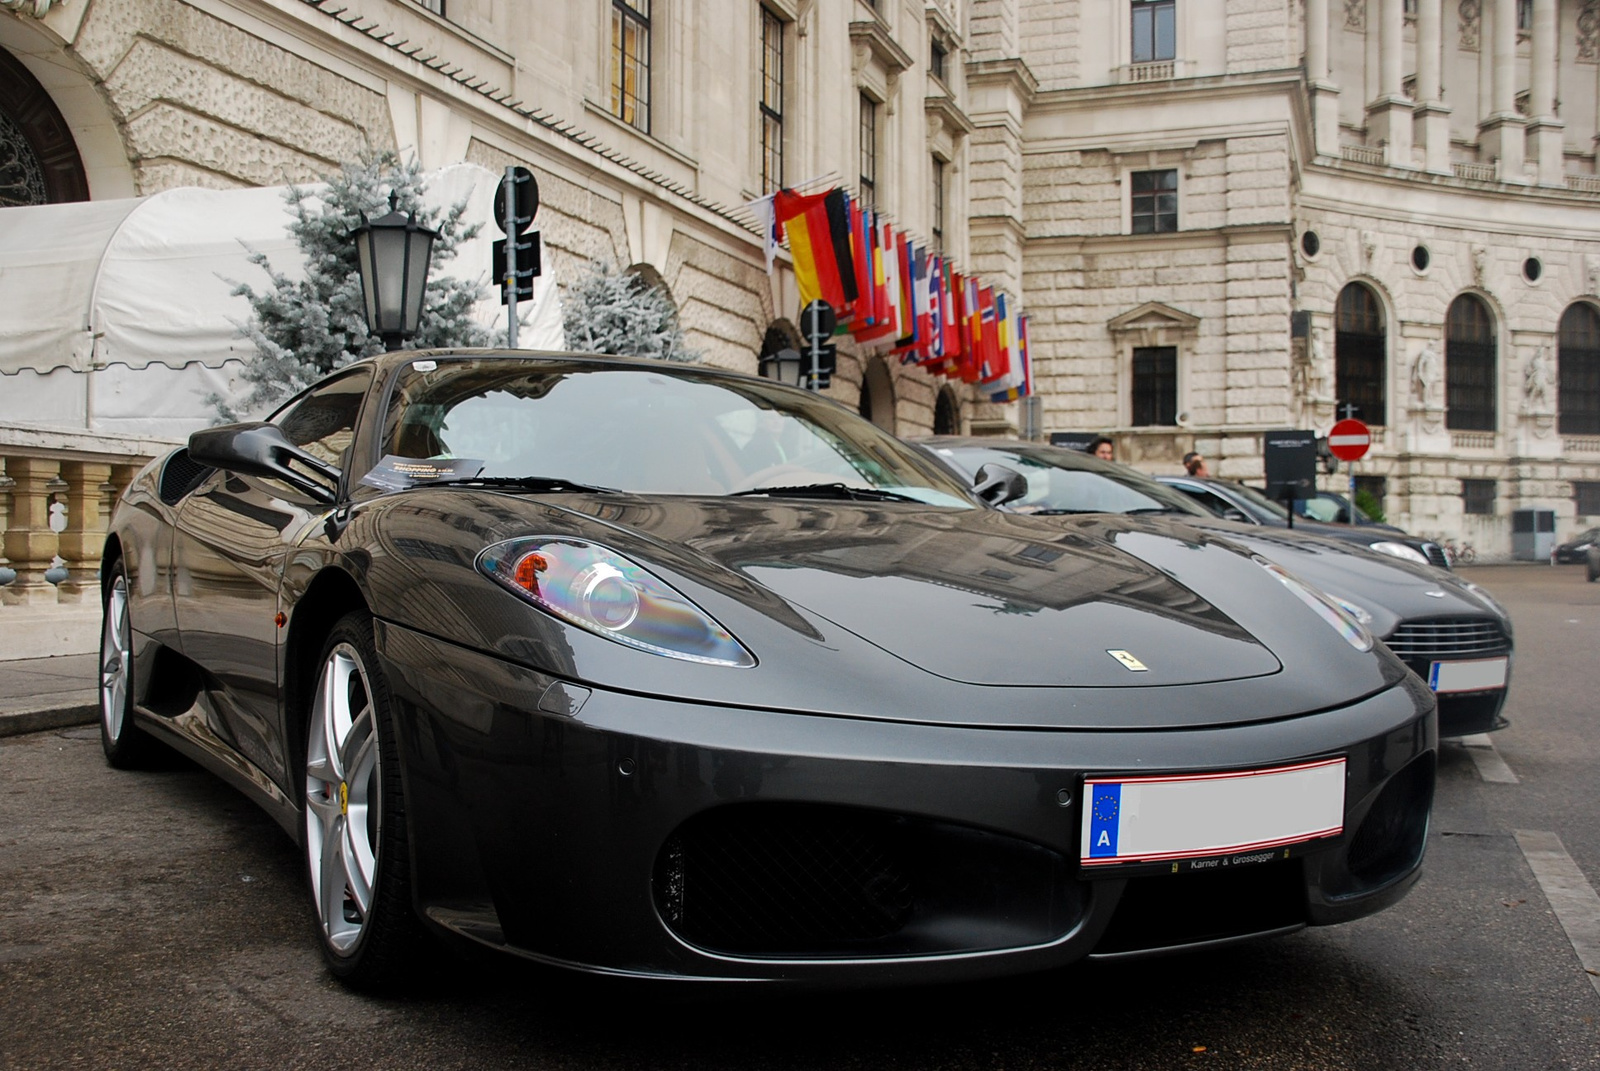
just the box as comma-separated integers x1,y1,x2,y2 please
282,568,371,796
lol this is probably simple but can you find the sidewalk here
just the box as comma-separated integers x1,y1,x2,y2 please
0,604,101,737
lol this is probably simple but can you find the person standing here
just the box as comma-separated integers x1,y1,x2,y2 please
1182,451,1210,477
1088,436,1114,462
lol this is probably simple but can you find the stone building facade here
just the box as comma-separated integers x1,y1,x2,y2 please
3,0,1600,565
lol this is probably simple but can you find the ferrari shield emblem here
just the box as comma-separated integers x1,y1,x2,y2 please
1107,649,1149,672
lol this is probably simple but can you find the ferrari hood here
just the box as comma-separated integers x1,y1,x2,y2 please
558,498,1283,688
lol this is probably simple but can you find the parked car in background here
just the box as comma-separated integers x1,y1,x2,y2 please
1290,489,1390,527
1553,527,1600,564
1158,474,1452,571
1588,542,1599,582
99,352,1438,990
923,438,1512,738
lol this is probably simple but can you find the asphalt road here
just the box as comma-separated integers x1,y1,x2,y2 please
3,564,1598,1070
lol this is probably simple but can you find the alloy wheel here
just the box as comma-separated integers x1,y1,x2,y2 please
304,644,381,955
100,576,130,739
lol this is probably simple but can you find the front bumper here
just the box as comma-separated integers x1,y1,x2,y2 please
374,621,1437,985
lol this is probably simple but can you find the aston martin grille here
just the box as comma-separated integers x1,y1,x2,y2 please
1383,617,1508,661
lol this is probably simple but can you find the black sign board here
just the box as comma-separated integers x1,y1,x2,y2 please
1263,429,1317,502
494,233,542,302
1049,432,1100,452
492,166,538,234
799,300,836,343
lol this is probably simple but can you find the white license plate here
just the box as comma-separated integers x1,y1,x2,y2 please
1080,758,1346,869
1428,657,1508,693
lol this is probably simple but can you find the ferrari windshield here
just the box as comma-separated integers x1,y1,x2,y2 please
377,356,976,506
925,440,1211,517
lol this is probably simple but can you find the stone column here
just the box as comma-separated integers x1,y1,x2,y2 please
1368,0,1415,166
1480,0,1527,178
56,461,113,603
1416,0,1453,173
1528,0,1565,185
1307,0,1342,156
0,473,14,589
1,458,63,606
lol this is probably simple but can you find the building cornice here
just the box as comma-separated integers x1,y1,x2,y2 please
1029,68,1302,112
1025,222,1292,254
849,19,914,74
965,58,1038,104
925,91,974,137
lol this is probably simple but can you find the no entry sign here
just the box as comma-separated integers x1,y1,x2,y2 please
1327,418,1371,462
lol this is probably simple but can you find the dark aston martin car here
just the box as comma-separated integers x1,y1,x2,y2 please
1157,474,1452,571
100,351,1435,990
1554,527,1600,564
922,438,1512,737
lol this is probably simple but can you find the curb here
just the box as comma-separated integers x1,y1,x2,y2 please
0,694,99,738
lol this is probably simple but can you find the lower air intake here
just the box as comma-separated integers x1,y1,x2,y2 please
654,803,1084,958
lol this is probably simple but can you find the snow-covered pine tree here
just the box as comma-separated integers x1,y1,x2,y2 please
561,260,696,362
215,151,490,421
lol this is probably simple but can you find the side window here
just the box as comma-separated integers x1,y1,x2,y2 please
272,369,374,469
1174,486,1226,517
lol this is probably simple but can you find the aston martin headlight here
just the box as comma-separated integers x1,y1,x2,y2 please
1254,556,1374,652
1368,540,1430,566
478,538,755,667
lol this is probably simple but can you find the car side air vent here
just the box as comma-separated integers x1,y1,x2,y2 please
158,449,215,506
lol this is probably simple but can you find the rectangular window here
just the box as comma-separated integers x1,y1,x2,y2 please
1462,479,1496,515
931,157,944,252
416,0,444,14
610,0,651,133
1575,481,1600,516
1132,346,1178,426
859,94,878,208
1517,0,1532,32
930,37,947,83
1131,0,1176,64
1131,169,1178,234
759,8,784,195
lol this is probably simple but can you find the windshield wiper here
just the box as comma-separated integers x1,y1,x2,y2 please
728,482,921,503
1123,506,1189,515
1027,507,1105,515
422,476,618,495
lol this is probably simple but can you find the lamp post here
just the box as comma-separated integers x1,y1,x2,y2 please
758,346,805,387
352,191,438,349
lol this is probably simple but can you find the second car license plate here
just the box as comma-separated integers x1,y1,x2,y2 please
1080,758,1346,873
1428,657,1508,693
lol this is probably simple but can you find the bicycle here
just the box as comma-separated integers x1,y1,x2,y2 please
1439,538,1477,565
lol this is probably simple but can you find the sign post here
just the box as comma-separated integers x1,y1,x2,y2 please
493,165,540,347
798,300,837,390
1263,429,1318,529
1327,417,1372,522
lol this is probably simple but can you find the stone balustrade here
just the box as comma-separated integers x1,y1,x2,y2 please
0,424,170,607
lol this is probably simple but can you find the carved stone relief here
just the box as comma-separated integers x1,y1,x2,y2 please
1472,244,1489,288
0,0,62,15
1583,1,1600,63
1459,0,1481,50
1588,254,1600,295
1346,0,1367,31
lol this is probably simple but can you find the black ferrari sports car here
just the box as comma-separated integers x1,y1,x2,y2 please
925,438,1512,738
100,351,1436,989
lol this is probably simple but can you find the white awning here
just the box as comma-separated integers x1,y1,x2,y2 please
0,163,561,378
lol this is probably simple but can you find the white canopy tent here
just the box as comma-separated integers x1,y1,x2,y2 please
0,163,562,442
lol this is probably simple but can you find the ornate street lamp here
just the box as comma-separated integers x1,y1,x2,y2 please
758,346,805,388
351,191,438,349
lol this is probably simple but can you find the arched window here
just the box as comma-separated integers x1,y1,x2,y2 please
0,48,89,207
1335,282,1386,425
933,387,960,435
858,356,895,432
1445,294,1497,431
1558,303,1600,436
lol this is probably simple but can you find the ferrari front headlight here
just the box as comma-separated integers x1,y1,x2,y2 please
478,538,755,667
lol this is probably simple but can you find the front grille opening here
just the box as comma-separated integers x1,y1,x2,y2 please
654,804,1085,959
1436,692,1510,736
1094,860,1306,956
1347,753,1435,886
1384,616,1509,662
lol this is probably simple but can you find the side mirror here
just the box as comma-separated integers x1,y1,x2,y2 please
972,463,1028,508
188,422,341,505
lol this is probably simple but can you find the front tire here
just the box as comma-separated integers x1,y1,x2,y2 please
99,557,156,768
303,611,429,989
